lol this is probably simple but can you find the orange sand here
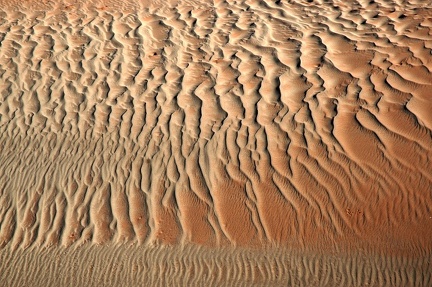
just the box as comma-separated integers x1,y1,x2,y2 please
0,0,432,285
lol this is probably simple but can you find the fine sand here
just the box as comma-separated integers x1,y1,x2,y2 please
0,0,432,286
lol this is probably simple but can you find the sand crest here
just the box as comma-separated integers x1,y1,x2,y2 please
0,0,431,285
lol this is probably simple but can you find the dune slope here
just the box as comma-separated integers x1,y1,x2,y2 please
0,0,432,285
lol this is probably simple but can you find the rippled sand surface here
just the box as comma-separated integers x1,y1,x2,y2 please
1,0,432,285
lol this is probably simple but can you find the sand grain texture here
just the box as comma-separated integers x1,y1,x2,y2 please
0,0,432,285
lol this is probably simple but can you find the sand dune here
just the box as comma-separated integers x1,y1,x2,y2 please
1,0,432,285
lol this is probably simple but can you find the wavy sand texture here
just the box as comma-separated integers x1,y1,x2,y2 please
0,0,432,285
1,244,431,287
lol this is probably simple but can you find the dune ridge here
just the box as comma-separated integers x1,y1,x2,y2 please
1,0,432,249
0,0,432,284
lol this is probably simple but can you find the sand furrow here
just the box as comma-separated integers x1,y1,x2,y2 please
0,2,431,284
0,244,431,286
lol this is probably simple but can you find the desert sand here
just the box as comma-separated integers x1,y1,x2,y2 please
0,0,432,285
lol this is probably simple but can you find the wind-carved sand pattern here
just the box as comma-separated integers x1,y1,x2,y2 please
1,0,432,285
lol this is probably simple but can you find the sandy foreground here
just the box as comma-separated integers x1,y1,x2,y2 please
0,0,432,285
